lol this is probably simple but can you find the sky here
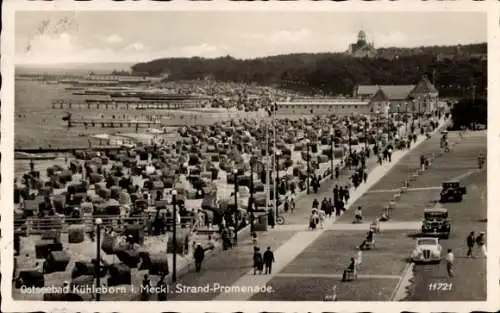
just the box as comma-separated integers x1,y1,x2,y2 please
15,11,487,65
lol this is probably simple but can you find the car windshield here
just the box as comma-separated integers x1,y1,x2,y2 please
425,212,447,219
418,238,437,245
444,182,458,188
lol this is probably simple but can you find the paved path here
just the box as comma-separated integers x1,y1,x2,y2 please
167,118,447,301
404,132,487,301
269,221,421,232
215,124,436,300
367,187,441,194
275,273,401,280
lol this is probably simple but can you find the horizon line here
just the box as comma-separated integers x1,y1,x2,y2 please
15,40,487,67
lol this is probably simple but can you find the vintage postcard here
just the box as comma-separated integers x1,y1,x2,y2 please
1,1,498,312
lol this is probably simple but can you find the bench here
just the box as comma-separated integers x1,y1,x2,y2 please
343,268,358,282
364,239,375,250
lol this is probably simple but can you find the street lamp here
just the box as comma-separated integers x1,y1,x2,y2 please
330,134,335,179
171,189,178,282
249,157,256,232
387,113,390,138
275,150,282,223
233,168,239,244
95,217,102,301
346,120,352,162
304,139,311,194
364,120,369,151
418,97,422,124
405,103,409,135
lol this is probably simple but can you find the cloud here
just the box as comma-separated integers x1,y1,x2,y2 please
16,33,225,64
125,42,147,51
102,34,123,44
161,43,219,57
374,31,409,47
243,29,313,45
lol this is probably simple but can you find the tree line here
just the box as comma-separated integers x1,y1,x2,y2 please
131,43,486,98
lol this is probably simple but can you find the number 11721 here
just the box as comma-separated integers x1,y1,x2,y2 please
428,282,453,291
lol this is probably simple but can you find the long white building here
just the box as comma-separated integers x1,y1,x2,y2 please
275,98,370,116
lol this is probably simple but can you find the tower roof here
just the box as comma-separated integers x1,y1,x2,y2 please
409,76,439,98
357,30,367,43
371,88,389,102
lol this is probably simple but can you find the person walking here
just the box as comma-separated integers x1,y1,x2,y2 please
354,206,363,223
268,209,275,229
387,147,393,162
156,274,167,301
290,197,295,214
312,198,319,210
333,185,339,202
253,247,264,275
309,209,319,230
263,246,275,275
140,274,151,301
466,231,475,258
343,186,350,204
194,243,205,272
476,232,487,257
446,249,455,277
327,198,334,217
318,209,326,229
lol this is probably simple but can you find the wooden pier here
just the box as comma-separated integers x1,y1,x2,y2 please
52,99,202,110
15,146,123,154
67,118,163,129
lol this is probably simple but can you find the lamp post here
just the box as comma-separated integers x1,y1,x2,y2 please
346,120,352,164
418,97,422,124
387,112,390,139
364,120,369,150
275,150,281,223
249,157,256,232
95,217,102,301
233,168,239,244
305,139,311,194
405,103,409,136
171,189,178,282
330,134,335,179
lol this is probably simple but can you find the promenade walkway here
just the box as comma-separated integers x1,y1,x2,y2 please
168,118,446,301
215,127,433,300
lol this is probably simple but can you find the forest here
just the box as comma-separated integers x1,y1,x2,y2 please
131,43,487,97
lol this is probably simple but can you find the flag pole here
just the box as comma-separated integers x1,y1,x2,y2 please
273,102,277,224
265,105,270,214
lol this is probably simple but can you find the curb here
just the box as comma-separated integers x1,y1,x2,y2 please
390,262,415,301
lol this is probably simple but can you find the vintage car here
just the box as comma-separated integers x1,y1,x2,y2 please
410,237,442,263
421,207,451,239
439,180,466,202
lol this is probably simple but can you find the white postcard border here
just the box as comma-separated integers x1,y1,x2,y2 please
1,1,499,312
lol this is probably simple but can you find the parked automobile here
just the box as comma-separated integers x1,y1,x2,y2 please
421,207,451,239
440,180,466,202
410,237,442,263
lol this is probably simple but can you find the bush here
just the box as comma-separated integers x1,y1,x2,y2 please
451,98,487,130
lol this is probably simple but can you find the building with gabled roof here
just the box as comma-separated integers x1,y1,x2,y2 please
354,76,439,114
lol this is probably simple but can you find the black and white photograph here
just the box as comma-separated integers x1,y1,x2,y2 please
3,5,492,310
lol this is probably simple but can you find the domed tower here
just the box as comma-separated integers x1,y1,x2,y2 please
357,30,367,45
